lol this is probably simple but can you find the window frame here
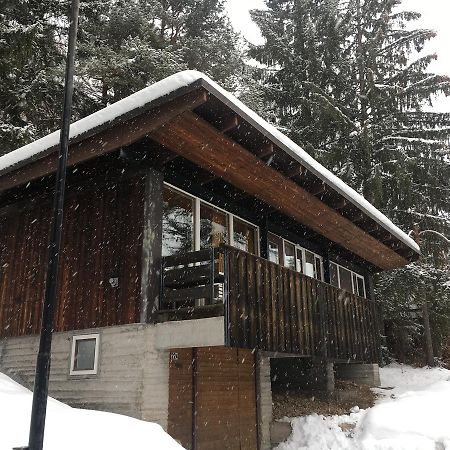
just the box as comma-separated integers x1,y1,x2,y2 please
329,261,367,298
163,183,260,255
70,333,100,376
269,232,324,281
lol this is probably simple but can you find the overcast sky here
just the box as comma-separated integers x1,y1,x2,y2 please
226,0,450,111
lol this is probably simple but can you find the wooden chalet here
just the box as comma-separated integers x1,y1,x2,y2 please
0,71,420,449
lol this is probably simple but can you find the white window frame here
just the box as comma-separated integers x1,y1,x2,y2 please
330,261,367,298
272,232,324,281
70,333,100,376
164,183,260,255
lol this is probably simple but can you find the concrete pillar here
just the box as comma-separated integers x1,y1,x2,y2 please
335,363,381,387
256,352,273,450
140,327,170,429
310,359,335,393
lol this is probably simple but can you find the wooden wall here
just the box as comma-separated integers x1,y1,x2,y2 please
0,175,145,337
168,346,258,450
225,246,380,363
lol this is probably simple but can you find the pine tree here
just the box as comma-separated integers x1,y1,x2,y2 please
0,0,66,155
251,0,450,357
249,0,354,160
0,0,245,154
77,0,245,106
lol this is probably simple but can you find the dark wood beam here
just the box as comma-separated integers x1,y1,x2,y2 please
379,233,394,243
365,223,380,233
150,111,411,270
335,198,348,210
198,172,219,185
153,149,179,170
254,142,274,159
217,114,240,133
352,211,365,223
0,89,209,192
285,164,304,179
310,181,327,196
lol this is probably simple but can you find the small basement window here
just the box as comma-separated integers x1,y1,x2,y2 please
70,334,100,375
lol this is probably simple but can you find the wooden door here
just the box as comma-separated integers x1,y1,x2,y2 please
168,346,258,450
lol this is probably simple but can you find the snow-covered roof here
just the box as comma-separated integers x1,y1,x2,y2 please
0,70,419,254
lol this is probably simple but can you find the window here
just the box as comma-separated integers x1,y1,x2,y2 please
268,232,323,281
162,187,194,257
200,204,228,249
162,184,259,255
299,248,323,281
329,262,367,298
70,334,99,375
268,233,283,264
284,241,296,270
233,217,258,254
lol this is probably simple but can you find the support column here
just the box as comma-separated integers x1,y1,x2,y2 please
367,272,384,365
310,359,335,393
256,352,272,450
140,169,164,323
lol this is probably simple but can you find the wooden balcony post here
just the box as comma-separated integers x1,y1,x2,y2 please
140,168,164,323
367,272,383,365
317,283,329,359
223,246,231,346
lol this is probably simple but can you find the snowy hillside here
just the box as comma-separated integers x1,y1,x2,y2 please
276,364,450,450
0,372,184,450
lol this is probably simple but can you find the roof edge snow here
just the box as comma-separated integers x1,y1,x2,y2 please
0,70,420,255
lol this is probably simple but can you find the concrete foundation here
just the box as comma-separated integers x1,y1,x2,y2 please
256,353,273,450
335,363,381,387
0,317,224,430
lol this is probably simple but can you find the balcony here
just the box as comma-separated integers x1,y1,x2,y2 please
159,245,381,363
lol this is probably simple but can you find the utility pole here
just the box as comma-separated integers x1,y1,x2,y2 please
422,302,434,367
26,1,80,449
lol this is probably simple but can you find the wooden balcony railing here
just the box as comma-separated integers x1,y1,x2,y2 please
159,248,225,320
160,245,381,363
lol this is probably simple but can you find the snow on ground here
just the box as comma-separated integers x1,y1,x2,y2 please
0,372,184,450
275,363,450,450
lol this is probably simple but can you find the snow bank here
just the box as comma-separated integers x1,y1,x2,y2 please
360,364,450,449
275,364,450,450
0,70,419,254
276,410,365,450
0,372,184,450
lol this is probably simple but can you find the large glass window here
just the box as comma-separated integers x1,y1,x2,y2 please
330,261,367,298
330,262,339,286
304,250,316,278
295,248,303,273
162,187,194,257
284,241,296,270
269,232,323,281
162,184,259,255
339,266,353,293
268,233,283,264
233,217,257,254
200,204,228,249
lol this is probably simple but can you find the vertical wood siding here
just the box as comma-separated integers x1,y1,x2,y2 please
168,346,258,450
225,247,380,363
0,176,145,337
